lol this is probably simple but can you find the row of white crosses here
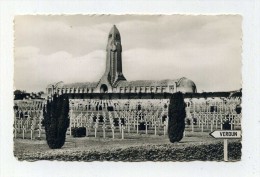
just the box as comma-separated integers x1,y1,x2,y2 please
70,109,168,127
186,113,241,132
69,99,170,139
184,97,241,132
187,103,239,114
69,99,169,112
14,100,45,139
14,100,45,111
185,97,241,114
14,114,44,139
69,99,114,111
14,110,43,119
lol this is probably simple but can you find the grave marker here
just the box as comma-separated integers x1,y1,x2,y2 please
119,119,122,133
136,121,140,134
22,126,25,139
86,123,91,137
94,123,98,138
125,121,130,133
30,125,34,140
102,123,107,138
38,127,42,138
111,124,115,139
145,121,149,135
121,125,125,139
154,121,158,135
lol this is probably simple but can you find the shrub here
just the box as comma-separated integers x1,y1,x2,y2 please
223,120,231,130
114,118,119,126
235,105,241,114
72,127,87,137
138,122,148,130
168,92,186,143
162,115,167,122
99,115,104,122
43,94,70,149
107,106,114,111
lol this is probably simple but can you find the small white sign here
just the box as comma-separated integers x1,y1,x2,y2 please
209,130,242,161
210,130,242,139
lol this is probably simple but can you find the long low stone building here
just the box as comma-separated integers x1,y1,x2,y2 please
46,25,197,95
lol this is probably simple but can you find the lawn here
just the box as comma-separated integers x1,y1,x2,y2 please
14,132,241,161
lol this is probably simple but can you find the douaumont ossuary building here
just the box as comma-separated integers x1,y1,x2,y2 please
46,25,197,95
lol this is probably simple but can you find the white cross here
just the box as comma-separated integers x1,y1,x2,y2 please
125,121,131,133
145,121,149,135
121,125,126,139
86,123,91,135
111,124,115,139
22,126,26,139
154,121,158,135
200,117,205,132
119,119,122,133
136,121,140,134
38,126,42,138
93,122,98,138
102,123,107,138
30,125,34,140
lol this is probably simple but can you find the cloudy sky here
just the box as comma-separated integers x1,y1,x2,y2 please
14,15,242,93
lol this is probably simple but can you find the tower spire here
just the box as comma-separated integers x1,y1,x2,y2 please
102,25,126,86
97,25,126,93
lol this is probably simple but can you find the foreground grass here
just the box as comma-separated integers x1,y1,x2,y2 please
14,132,241,161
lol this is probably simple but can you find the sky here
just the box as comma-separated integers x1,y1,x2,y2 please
14,15,242,93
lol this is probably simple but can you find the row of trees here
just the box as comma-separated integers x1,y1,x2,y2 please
14,90,45,100
43,92,186,149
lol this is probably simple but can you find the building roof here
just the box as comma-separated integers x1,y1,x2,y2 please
116,79,179,87
62,82,98,88
177,77,196,87
47,77,196,91
116,77,196,88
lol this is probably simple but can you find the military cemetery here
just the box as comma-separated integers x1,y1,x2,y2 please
13,96,241,139
13,91,242,161
13,15,242,161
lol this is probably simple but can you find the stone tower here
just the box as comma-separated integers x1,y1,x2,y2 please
105,25,126,85
96,25,126,93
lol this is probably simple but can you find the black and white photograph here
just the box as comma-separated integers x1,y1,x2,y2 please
13,15,243,162
1,1,260,177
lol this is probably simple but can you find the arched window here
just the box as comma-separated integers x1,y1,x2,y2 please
100,84,108,93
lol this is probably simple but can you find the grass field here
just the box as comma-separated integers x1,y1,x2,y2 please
14,132,241,162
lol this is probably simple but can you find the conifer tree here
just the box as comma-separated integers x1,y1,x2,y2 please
168,92,186,143
44,94,70,149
